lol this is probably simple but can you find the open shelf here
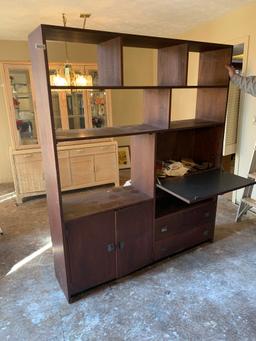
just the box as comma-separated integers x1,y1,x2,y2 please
56,124,164,142
156,169,255,204
50,85,228,90
62,186,152,222
56,120,224,142
168,119,223,131
155,188,189,218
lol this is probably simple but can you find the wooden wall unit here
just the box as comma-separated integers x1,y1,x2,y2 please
28,25,255,302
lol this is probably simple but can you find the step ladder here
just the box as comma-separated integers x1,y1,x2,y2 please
236,146,256,222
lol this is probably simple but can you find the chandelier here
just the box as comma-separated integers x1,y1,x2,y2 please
51,13,92,87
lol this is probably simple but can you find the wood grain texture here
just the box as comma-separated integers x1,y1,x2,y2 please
198,48,233,86
154,223,213,260
158,44,188,86
56,124,164,142
116,201,153,278
62,186,152,222
155,199,216,241
131,134,156,197
97,37,123,86
196,88,229,122
28,26,70,299
66,211,116,295
156,130,195,162
194,126,224,168
144,89,171,128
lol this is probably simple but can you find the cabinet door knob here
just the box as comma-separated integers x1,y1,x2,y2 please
160,225,168,233
118,241,125,250
106,243,115,253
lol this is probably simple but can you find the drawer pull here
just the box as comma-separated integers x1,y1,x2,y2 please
23,154,33,158
203,230,209,236
160,226,168,233
106,243,115,253
204,212,210,218
118,241,125,250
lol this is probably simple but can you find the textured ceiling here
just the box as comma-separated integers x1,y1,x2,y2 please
0,0,255,40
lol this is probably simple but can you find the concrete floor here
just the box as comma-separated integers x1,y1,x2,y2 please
1,186,256,340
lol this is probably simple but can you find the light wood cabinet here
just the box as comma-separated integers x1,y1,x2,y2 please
13,151,44,194
11,141,119,203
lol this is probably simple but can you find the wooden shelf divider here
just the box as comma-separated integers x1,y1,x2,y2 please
97,36,123,86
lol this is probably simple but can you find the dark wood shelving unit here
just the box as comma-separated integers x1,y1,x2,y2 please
28,24,253,303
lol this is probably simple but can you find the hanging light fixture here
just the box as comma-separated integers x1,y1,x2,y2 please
51,13,93,87
73,13,93,86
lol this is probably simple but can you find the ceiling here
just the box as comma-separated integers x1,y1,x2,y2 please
0,0,255,40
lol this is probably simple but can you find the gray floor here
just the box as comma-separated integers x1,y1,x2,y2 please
1,187,256,340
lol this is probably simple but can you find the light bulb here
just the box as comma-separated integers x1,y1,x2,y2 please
52,73,68,86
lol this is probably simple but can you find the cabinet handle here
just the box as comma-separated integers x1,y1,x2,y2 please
23,154,33,158
160,225,168,233
203,230,209,236
106,243,115,253
204,212,210,218
118,241,125,250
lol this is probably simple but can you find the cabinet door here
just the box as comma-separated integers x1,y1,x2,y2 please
116,201,153,278
94,152,117,183
14,153,44,193
70,151,95,186
58,151,72,189
4,64,39,147
66,211,116,295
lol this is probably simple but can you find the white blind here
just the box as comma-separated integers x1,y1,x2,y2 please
223,82,241,156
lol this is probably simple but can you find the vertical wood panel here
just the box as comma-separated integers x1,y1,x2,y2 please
116,201,153,278
196,88,228,122
144,89,171,128
198,48,232,86
97,37,123,86
28,26,70,299
158,44,188,86
131,134,155,197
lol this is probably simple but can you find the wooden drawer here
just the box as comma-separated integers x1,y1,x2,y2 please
155,200,215,241
14,152,42,163
154,223,214,261
154,200,216,261
70,145,115,157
